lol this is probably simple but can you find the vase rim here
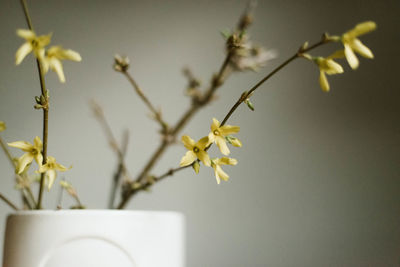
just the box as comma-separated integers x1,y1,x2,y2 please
7,209,184,218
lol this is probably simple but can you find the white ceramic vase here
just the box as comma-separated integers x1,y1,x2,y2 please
2,210,185,267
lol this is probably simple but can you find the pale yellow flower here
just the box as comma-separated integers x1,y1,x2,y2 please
314,51,344,92
15,29,51,65
180,135,211,167
0,121,5,132
211,157,238,184
208,118,240,155
38,156,69,190
42,46,82,83
8,136,43,174
341,21,376,69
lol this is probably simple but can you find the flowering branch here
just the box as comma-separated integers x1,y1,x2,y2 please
20,0,49,209
116,35,333,201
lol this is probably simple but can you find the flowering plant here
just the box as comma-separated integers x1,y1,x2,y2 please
0,0,376,211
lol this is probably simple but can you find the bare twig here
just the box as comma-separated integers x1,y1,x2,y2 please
0,193,19,211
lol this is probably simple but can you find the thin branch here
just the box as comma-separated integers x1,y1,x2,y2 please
0,193,19,211
0,136,16,168
109,130,129,208
90,100,133,179
122,71,168,131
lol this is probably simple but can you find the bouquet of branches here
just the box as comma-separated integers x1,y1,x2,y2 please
0,0,376,211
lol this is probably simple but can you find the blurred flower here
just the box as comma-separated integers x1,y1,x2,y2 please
341,21,376,69
229,34,276,72
42,46,81,83
313,51,344,92
15,29,51,65
180,135,211,167
38,156,69,190
8,136,43,174
208,118,240,155
0,121,5,132
211,157,238,184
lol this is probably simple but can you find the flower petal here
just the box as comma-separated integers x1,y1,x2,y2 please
197,136,210,150
211,118,220,132
215,165,229,183
179,151,196,167
0,121,6,132
344,44,359,69
8,141,33,152
46,169,57,191
230,137,242,147
219,157,238,166
351,39,374,59
16,29,35,40
220,125,240,136
348,21,377,38
15,42,33,65
181,135,195,150
325,59,343,75
216,136,230,155
319,71,330,92
17,153,34,174
33,136,43,150
62,49,82,62
327,50,345,60
197,150,211,166
54,162,68,172
49,58,66,83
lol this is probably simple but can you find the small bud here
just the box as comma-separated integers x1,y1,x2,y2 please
113,54,130,72
298,41,309,53
226,136,242,147
245,98,254,111
131,182,142,190
35,96,41,104
34,104,43,109
192,161,200,174
0,121,6,132
220,29,232,40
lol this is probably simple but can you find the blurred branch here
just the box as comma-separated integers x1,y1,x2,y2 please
0,193,19,211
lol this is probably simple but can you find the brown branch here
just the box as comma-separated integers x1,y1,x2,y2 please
121,71,169,131
0,193,19,211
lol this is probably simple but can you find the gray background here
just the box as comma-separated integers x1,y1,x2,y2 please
1,0,399,266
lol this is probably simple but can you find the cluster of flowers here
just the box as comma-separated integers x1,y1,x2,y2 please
308,21,376,92
179,118,242,184
15,29,81,83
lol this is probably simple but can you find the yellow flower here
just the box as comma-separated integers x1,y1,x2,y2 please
180,135,211,167
42,46,82,83
8,136,43,174
15,29,51,65
0,121,5,132
38,156,69,190
341,21,376,69
208,118,240,155
314,51,344,92
211,157,238,184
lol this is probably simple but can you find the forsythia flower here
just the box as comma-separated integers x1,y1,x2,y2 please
0,121,5,132
15,29,51,65
180,135,211,167
38,156,69,190
42,46,82,83
211,157,238,184
313,51,344,92
341,21,377,69
208,118,240,155
8,136,43,174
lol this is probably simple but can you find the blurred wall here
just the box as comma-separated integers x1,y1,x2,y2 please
0,0,399,266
